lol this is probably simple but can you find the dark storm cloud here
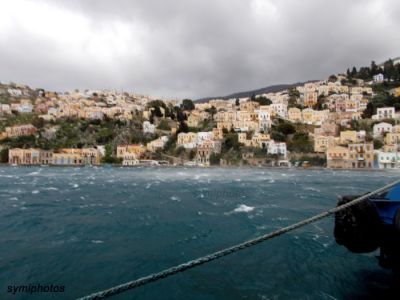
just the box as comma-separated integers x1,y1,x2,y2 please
0,0,399,98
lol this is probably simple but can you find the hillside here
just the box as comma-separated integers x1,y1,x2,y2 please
195,81,317,103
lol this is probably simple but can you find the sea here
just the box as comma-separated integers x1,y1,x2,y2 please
0,166,399,300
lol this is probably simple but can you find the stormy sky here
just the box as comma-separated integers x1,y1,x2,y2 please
0,0,399,99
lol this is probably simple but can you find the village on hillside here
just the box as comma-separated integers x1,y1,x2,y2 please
1,58,400,169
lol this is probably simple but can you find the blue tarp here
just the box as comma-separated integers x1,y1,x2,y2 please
386,183,400,201
372,183,400,225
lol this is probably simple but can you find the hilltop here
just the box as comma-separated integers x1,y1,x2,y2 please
195,81,317,103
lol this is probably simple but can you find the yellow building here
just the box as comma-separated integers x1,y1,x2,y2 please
385,132,400,145
302,108,314,124
312,110,330,125
177,132,197,147
340,130,358,145
8,148,41,165
392,87,400,97
217,122,233,131
326,146,349,168
240,101,260,112
147,136,169,152
117,144,146,159
288,107,302,123
54,148,102,165
314,136,337,153
304,92,318,107
233,120,259,132
392,125,400,134
348,143,374,168
187,114,203,128
212,128,224,140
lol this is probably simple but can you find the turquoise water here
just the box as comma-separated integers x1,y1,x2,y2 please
0,167,398,299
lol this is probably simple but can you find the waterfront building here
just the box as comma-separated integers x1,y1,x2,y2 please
348,143,374,168
376,151,399,169
196,140,221,166
326,146,349,168
8,148,41,165
117,144,146,159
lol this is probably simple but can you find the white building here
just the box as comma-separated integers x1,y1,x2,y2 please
257,110,272,132
196,132,214,144
147,136,169,152
47,107,58,115
19,103,33,113
373,107,396,120
376,151,399,169
0,104,11,115
373,122,393,138
373,73,385,83
266,141,287,158
143,121,156,134
122,153,140,166
271,103,288,118
7,88,22,97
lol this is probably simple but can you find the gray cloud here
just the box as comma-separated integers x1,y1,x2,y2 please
0,0,399,99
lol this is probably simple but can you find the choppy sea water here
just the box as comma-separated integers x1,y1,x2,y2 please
0,166,399,300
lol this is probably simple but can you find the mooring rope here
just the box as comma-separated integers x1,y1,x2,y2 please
77,179,400,300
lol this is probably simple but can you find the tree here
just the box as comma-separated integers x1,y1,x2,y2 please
373,139,384,150
151,106,163,118
351,66,357,77
163,134,177,153
189,149,196,160
384,59,398,82
358,67,371,80
157,119,171,131
288,132,313,153
32,117,45,129
371,61,378,76
222,133,240,152
275,122,295,135
173,106,187,123
363,102,374,119
271,131,286,142
288,87,300,98
235,98,240,106
101,144,122,164
288,88,300,107
177,121,189,133
209,153,221,165
253,96,272,106
0,148,9,163
328,75,338,82
181,99,195,111
205,106,217,121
